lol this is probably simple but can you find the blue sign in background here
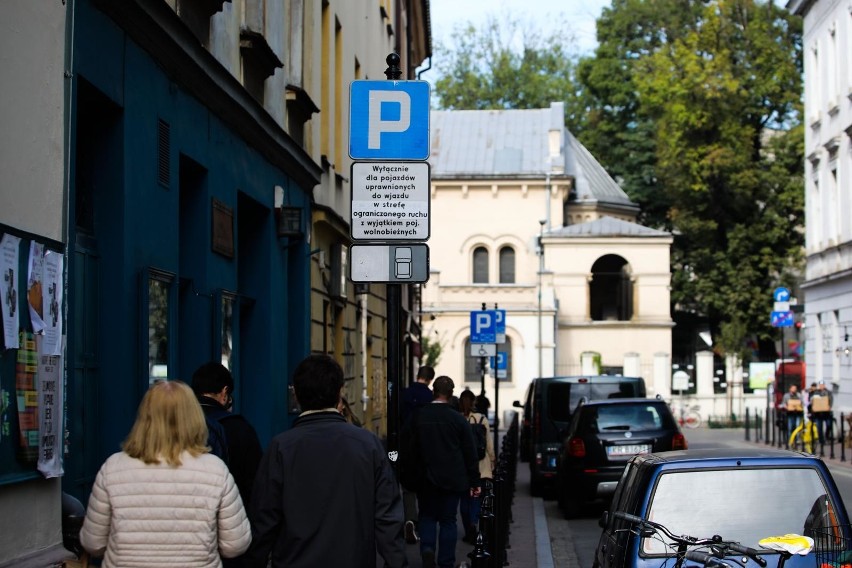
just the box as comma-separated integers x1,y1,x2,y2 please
349,80,430,160
490,352,507,370
770,311,794,328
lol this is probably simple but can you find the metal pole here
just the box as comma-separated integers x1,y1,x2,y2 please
538,220,545,378
480,302,487,397
385,54,402,471
494,303,500,452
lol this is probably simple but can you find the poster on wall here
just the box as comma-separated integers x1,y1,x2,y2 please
42,250,63,356
37,335,63,478
0,233,21,349
27,242,45,333
748,361,776,389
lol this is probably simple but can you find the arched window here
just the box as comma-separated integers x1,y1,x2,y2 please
473,246,489,283
589,254,633,321
499,246,515,284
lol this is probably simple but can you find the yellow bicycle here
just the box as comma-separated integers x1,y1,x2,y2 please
789,417,819,453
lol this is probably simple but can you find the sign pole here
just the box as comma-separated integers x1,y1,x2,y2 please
494,303,500,451
479,303,487,397
385,53,402,473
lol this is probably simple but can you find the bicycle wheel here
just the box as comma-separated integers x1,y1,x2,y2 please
683,411,701,429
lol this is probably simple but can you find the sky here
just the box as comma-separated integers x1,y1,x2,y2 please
417,0,610,82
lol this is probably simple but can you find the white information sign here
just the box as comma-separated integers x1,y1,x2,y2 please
351,161,430,241
470,343,496,357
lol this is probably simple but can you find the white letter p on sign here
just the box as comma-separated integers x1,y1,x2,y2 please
368,91,411,149
475,313,491,334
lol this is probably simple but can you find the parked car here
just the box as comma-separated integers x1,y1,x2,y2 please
513,375,647,496
556,398,686,517
594,448,851,568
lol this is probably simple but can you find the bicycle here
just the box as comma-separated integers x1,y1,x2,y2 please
611,511,768,568
789,415,820,453
671,403,702,429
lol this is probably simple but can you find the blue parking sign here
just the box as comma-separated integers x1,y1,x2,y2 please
470,310,496,344
349,80,430,160
489,352,507,370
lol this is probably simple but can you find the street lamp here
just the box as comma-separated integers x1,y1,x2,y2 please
538,219,546,379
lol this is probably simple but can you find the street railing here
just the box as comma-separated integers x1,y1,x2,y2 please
744,406,848,462
468,411,519,568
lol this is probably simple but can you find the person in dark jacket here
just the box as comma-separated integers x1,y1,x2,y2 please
191,362,263,509
405,375,480,568
400,365,435,543
244,354,406,568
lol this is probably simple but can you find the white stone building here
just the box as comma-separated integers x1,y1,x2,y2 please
788,0,852,409
422,102,675,412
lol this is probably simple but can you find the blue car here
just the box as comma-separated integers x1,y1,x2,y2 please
594,448,851,568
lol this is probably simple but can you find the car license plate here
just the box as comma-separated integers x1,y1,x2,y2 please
606,444,651,458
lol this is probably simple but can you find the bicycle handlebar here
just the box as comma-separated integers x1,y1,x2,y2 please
611,512,767,567
686,550,733,568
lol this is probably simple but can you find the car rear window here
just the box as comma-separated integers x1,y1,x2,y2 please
547,382,643,421
642,467,834,553
592,404,669,432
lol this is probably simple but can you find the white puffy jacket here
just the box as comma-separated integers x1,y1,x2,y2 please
80,451,251,567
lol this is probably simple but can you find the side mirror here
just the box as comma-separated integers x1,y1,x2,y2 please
599,510,609,529
512,400,522,408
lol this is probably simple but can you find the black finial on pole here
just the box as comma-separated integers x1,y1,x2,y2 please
385,52,402,80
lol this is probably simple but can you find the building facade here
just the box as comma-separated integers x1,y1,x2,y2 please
788,0,852,409
0,1,429,564
423,103,675,416
0,3,70,565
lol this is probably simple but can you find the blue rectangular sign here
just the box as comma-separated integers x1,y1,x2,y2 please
770,311,794,328
349,80,430,160
489,352,507,370
470,310,496,344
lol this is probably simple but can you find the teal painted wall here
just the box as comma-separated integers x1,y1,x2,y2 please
65,0,312,500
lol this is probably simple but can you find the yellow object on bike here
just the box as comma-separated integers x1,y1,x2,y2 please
758,534,814,555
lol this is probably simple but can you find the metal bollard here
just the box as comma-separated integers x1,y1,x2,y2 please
468,532,490,568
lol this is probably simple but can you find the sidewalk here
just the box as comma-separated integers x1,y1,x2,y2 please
397,460,553,567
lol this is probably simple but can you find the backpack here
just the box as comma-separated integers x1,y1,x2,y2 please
204,406,231,465
470,414,487,461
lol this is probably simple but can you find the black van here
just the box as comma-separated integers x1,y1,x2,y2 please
513,375,646,495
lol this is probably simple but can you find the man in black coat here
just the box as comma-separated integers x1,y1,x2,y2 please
400,365,435,543
244,354,407,568
191,362,263,507
405,375,480,568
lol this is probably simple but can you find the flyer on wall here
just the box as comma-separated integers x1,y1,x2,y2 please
41,250,63,356
0,233,21,349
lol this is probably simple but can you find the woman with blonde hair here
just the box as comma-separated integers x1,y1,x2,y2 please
80,380,251,567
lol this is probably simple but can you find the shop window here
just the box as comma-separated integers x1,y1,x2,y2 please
144,269,176,387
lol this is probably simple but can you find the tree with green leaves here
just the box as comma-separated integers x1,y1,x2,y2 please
432,14,580,111
629,0,804,356
431,1,804,359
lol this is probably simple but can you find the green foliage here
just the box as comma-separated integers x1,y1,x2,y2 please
431,1,805,359
420,332,443,368
432,14,579,111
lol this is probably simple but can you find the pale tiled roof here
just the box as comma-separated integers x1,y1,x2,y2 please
548,216,670,238
429,103,635,209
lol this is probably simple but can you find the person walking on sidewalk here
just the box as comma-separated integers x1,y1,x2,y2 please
244,354,407,568
80,380,251,566
458,388,495,544
403,376,481,568
400,365,435,544
811,381,834,445
192,362,263,506
782,384,805,445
